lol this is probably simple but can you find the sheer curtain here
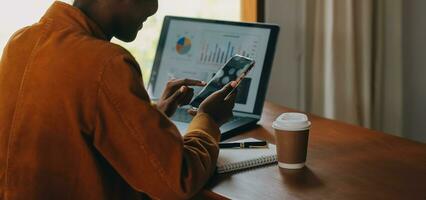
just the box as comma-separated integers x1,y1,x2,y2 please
302,0,402,134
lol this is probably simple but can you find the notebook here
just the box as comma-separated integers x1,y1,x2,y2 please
216,140,278,174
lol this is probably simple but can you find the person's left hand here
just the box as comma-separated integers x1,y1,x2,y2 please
156,78,206,117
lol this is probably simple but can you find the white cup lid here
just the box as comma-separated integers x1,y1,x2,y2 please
272,112,311,131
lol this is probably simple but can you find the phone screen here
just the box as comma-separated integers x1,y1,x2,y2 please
190,55,255,108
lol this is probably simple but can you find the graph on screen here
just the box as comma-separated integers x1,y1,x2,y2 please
176,36,192,55
169,33,195,61
198,31,259,65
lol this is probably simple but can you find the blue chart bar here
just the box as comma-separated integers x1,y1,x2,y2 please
220,51,225,63
230,47,234,58
225,42,231,61
216,48,221,63
205,44,209,62
213,44,218,62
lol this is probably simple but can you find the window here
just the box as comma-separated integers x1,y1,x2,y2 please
0,0,248,85
0,0,72,55
114,0,241,83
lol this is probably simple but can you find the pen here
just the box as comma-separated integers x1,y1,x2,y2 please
219,141,268,149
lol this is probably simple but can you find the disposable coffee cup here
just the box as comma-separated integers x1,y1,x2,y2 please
272,113,311,169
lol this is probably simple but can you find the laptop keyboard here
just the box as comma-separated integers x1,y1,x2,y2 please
228,116,244,123
171,108,194,123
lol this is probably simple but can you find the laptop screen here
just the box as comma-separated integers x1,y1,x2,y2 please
150,16,277,114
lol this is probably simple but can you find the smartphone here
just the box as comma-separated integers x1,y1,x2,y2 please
189,55,255,108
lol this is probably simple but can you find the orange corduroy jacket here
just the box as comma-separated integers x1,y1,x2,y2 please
0,2,221,200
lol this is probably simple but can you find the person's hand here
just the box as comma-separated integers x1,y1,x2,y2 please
188,82,238,127
157,79,206,117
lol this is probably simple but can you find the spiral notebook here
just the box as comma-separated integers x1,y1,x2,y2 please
216,142,277,174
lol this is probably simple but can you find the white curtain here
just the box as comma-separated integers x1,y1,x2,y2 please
302,0,402,134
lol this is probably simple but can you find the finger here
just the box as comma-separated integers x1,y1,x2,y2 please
215,81,237,99
170,79,206,88
225,89,237,102
177,87,194,106
183,88,194,105
225,93,237,111
230,81,238,88
224,84,239,101
187,108,197,116
167,86,185,103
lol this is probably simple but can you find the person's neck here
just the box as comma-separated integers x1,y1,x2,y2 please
73,1,114,41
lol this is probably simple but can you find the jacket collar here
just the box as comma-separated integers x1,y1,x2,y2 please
41,1,108,40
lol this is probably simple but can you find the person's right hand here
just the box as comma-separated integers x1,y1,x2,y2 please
188,82,238,127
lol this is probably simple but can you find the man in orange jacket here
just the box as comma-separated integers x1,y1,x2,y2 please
0,0,236,199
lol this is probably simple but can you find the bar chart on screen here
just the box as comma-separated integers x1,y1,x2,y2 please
198,31,259,65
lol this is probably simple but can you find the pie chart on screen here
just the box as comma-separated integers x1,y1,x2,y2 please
176,36,192,55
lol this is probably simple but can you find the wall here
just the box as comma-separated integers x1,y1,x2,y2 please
377,0,403,137
264,0,304,109
403,0,426,143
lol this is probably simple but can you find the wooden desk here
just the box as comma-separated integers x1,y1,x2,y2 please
197,102,426,200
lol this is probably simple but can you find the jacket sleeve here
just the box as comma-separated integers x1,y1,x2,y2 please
94,54,221,199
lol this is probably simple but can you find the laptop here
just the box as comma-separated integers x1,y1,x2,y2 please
148,16,279,141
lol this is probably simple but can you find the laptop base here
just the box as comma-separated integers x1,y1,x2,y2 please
173,114,258,141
